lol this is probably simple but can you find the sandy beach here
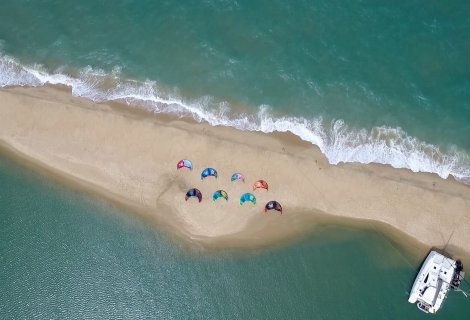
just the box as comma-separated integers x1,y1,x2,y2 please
1,86,469,260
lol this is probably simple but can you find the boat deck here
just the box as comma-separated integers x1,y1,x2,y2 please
408,251,457,313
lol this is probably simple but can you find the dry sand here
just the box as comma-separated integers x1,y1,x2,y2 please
1,86,469,260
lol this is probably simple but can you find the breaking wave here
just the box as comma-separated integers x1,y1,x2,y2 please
1,54,469,184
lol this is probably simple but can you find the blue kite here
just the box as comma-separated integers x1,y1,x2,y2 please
201,167,218,180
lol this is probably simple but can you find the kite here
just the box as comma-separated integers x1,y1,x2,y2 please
185,188,202,202
231,172,245,183
240,193,256,205
213,190,229,201
264,201,282,214
253,180,268,191
201,167,218,180
177,159,193,170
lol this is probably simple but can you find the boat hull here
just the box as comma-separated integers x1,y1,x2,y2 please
408,251,459,314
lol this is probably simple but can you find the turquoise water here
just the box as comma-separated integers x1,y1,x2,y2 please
1,0,469,182
1,153,469,319
1,3,470,318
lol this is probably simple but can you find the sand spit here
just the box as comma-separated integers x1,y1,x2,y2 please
1,86,469,261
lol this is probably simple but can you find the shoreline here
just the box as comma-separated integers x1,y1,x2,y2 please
0,143,431,267
1,85,469,265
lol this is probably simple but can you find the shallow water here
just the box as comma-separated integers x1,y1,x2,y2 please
1,153,469,319
1,0,469,181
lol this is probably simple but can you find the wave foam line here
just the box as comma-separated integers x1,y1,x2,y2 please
1,54,469,183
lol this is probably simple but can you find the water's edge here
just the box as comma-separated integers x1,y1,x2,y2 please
1,55,469,184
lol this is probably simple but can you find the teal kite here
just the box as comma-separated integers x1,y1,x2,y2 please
240,193,256,205
213,190,228,201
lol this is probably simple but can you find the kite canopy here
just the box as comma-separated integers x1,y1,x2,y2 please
253,180,269,191
264,201,282,214
240,193,256,205
231,172,245,183
185,188,202,202
177,159,193,170
201,167,218,180
213,190,229,201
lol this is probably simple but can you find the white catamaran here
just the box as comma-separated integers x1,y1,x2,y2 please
408,250,464,313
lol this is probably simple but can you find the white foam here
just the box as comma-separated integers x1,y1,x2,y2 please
1,54,469,183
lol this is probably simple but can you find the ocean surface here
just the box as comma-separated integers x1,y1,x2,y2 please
1,152,469,319
0,0,469,183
